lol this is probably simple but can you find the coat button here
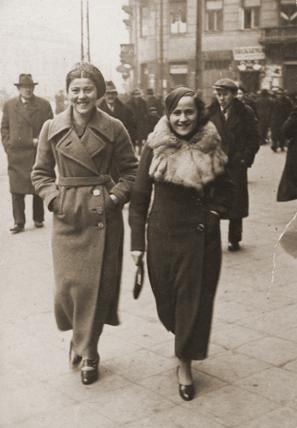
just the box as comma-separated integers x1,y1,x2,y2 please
97,207,103,214
196,224,205,232
93,189,101,196
97,222,104,229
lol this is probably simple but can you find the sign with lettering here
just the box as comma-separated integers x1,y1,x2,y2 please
233,46,265,61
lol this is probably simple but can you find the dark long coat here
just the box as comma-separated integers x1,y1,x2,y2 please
1,95,53,194
32,108,138,356
277,108,297,201
209,99,260,219
98,98,137,143
129,143,233,360
126,97,150,141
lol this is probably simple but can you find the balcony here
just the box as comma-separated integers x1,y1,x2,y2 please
259,26,297,45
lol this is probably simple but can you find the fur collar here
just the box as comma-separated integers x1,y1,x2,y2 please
148,116,227,191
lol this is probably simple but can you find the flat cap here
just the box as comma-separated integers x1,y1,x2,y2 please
213,78,238,92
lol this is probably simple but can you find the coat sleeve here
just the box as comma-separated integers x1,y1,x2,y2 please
109,122,138,206
31,119,59,209
128,145,153,251
243,106,261,167
1,102,10,152
282,108,297,141
206,171,235,217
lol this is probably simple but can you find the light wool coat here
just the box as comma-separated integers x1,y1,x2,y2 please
32,107,138,355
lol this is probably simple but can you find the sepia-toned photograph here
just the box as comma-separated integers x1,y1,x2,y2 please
1,0,297,426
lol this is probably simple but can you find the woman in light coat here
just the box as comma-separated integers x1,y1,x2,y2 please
32,63,138,385
129,87,232,400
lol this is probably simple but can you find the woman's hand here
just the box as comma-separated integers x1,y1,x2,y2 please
131,251,144,266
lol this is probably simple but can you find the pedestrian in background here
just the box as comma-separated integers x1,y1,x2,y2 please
98,80,137,143
32,62,138,385
270,88,292,152
255,89,273,145
277,105,297,201
1,73,53,234
236,84,259,119
129,87,232,401
126,88,150,156
209,78,260,251
145,88,164,133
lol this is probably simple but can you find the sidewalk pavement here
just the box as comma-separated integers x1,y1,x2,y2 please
1,145,297,428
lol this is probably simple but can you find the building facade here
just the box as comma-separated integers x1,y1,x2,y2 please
122,0,297,100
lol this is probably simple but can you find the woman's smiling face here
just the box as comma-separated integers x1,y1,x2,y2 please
169,96,198,137
67,77,98,116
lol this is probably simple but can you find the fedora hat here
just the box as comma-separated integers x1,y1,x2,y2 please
105,81,118,93
14,74,38,87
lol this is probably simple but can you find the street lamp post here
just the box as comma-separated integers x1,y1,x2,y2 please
81,0,91,62
195,0,203,90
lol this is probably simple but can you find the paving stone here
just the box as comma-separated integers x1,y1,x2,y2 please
124,404,227,428
199,350,270,383
241,406,297,428
211,324,264,350
235,367,297,404
84,384,174,424
181,385,277,427
237,336,297,366
0,382,76,426
3,403,117,428
283,358,297,373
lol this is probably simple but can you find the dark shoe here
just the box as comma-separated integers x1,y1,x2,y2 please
81,357,99,385
69,341,82,369
177,367,195,401
10,224,24,234
228,242,240,252
271,146,277,153
34,221,44,228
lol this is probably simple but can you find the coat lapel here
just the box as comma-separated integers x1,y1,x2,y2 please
14,99,32,126
56,129,100,175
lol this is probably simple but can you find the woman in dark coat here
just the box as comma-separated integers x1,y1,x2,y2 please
277,107,297,201
129,87,232,400
32,63,138,385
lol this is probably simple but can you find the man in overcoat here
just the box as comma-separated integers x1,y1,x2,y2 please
209,78,260,251
126,88,150,155
1,74,53,233
98,81,137,143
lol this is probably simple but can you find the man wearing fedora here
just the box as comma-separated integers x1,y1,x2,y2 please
208,78,260,251
98,80,136,143
1,74,53,234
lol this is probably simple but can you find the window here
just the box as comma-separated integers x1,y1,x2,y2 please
140,5,150,37
169,0,187,34
280,0,297,26
242,7,260,29
205,0,223,32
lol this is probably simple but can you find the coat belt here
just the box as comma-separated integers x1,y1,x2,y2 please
58,175,112,187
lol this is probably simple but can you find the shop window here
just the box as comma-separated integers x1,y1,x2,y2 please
280,0,297,26
205,60,230,70
242,7,260,29
169,0,187,34
205,1,223,32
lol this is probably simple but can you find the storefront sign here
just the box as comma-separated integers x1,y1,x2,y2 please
233,46,265,61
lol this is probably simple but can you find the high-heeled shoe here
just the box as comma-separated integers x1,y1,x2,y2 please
81,356,99,385
177,366,195,401
69,341,82,369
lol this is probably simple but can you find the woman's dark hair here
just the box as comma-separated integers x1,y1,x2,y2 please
165,86,208,132
66,62,106,99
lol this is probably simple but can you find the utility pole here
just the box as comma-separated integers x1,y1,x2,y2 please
195,0,203,90
159,0,164,98
80,0,91,62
